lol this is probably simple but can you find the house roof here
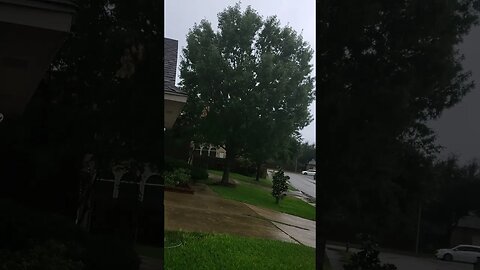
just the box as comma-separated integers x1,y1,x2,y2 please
164,37,185,96
308,159,316,165
0,0,77,13
457,215,480,230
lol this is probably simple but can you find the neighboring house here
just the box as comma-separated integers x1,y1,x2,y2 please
164,37,187,129
451,214,480,246
0,0,76,121
306,159,316,170
193,143,226,159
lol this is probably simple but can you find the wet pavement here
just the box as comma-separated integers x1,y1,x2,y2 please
284,172,316,199
326,244,473,270
325,247,345,270
244,204,316,248
164,183,316,248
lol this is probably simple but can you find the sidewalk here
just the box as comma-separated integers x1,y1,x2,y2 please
244,203,316,248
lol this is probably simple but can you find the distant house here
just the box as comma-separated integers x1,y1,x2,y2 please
164,37,187,129
306,159,316,170
193,143,226,159
451,214,480,246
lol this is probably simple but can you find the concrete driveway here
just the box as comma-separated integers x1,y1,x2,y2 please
164,183,315,248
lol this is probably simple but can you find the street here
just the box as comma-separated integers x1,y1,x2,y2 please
326,244,473,270
379,252,473,270
284,172,316,199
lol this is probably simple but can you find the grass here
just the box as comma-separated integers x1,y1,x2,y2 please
209,170,273,188
209,169,299,192
149,230,315,270
207,174,315,220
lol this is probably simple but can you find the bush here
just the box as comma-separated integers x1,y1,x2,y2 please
83,234,140,270
0,239,84,270
165,157,208,182
233,157,257,176
164,168,191,187
0,198,140,270
343,234,397,270
191,166,208,180
164,157,190,172
272,169,289,204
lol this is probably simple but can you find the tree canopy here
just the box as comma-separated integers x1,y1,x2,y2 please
0,0,164,216
179,3,315,184
317,0,479,268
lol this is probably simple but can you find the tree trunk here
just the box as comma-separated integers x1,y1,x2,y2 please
221,148,233,185
275,197,279,204
318,214,327,270
415,201,422,254
318,237,326,270
255,162,261,181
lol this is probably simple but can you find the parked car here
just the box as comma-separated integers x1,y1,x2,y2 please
435,245,480,263
301,169,316,176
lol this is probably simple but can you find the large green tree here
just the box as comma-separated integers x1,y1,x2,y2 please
180,3,315,184
318,0,478,268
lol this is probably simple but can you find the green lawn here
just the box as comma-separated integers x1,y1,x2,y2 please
209,169,300,192
207,170,315,220
138,230,316,270
209,170,273,188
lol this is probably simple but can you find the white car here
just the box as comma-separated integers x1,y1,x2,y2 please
302,169,316,176
435,244,480,263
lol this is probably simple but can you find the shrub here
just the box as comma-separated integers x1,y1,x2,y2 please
83,234,140,270
191,166,208,180
0,239,84,270
165,157,209,182
164,168,191,186
233,157,257,176
272,169,289,204
343,234,397,270
164,157,190,172
0,198,140,270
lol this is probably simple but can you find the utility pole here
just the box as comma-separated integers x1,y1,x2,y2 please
415,201,422,254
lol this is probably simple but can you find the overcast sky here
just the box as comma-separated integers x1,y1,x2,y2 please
429,25,480,164
165,0,316,145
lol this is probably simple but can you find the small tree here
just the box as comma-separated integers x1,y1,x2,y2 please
272,169,289,204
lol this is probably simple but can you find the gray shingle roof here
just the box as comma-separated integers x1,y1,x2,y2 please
2,0,78,13
164,37,185,95
457,215,480,230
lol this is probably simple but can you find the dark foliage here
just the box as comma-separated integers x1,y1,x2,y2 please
190,166,209,181
344,234,397,270
0,199,140,270
272,169,289,204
